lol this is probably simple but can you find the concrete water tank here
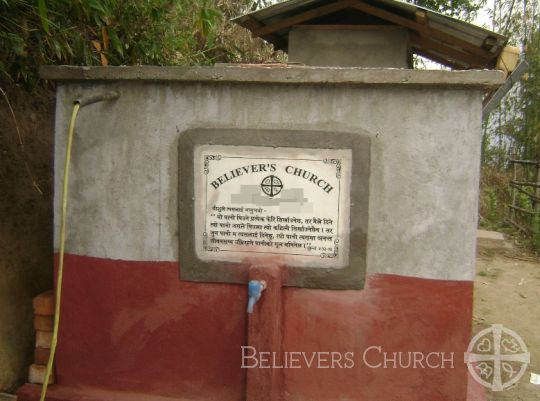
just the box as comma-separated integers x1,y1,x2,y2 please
18,1,509,400
16,63,504,401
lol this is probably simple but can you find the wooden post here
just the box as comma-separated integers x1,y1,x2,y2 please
510,149,517,221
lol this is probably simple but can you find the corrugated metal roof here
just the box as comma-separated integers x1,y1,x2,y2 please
232,0,508,69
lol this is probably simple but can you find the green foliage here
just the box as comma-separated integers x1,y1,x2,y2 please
479,166,512,230
519,29,540,159
409,0,485,20
0,0,278,87
487,0,538,42
530,214,540,250
480,0,540,251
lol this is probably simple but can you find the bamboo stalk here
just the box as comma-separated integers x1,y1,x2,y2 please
509,182,540,203
507,218,531,233
508,159,540,165
508,204,539,215
511,180,540,188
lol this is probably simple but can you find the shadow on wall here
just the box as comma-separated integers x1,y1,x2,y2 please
0,84,54,392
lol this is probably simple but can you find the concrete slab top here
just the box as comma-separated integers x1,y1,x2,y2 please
477,229,505,241
40,65,505,89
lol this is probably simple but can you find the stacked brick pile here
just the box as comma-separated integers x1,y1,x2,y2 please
28,291,55,384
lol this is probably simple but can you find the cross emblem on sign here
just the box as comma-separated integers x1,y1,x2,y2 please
260,175,283,197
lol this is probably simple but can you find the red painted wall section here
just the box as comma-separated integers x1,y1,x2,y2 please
18,254,473,401
281,274,473,401
52,254,247,401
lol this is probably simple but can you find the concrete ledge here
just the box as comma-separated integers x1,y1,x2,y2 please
39,65,505,89
477,229,512,253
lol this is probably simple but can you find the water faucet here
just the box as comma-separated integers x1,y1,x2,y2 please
247,280,266,314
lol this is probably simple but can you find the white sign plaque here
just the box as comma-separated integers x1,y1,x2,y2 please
194,145,352,268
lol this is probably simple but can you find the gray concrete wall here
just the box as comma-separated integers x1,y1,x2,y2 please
288,27,410,67
45,66,502,283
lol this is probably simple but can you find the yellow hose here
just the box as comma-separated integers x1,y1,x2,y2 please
39,102,80,401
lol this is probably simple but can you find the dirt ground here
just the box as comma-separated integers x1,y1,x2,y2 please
0,84,54,392
474,235,540,401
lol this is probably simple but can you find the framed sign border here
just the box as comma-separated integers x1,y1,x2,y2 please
178,129,370,290
199,149,347,263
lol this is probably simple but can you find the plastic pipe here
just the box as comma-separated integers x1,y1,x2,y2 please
247,280,266,314
39,91,119,401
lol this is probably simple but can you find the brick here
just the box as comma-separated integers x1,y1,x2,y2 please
28,364,55,384
32,290,54,316
35,331,53,349
34,347,51,365
33,315,54,332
